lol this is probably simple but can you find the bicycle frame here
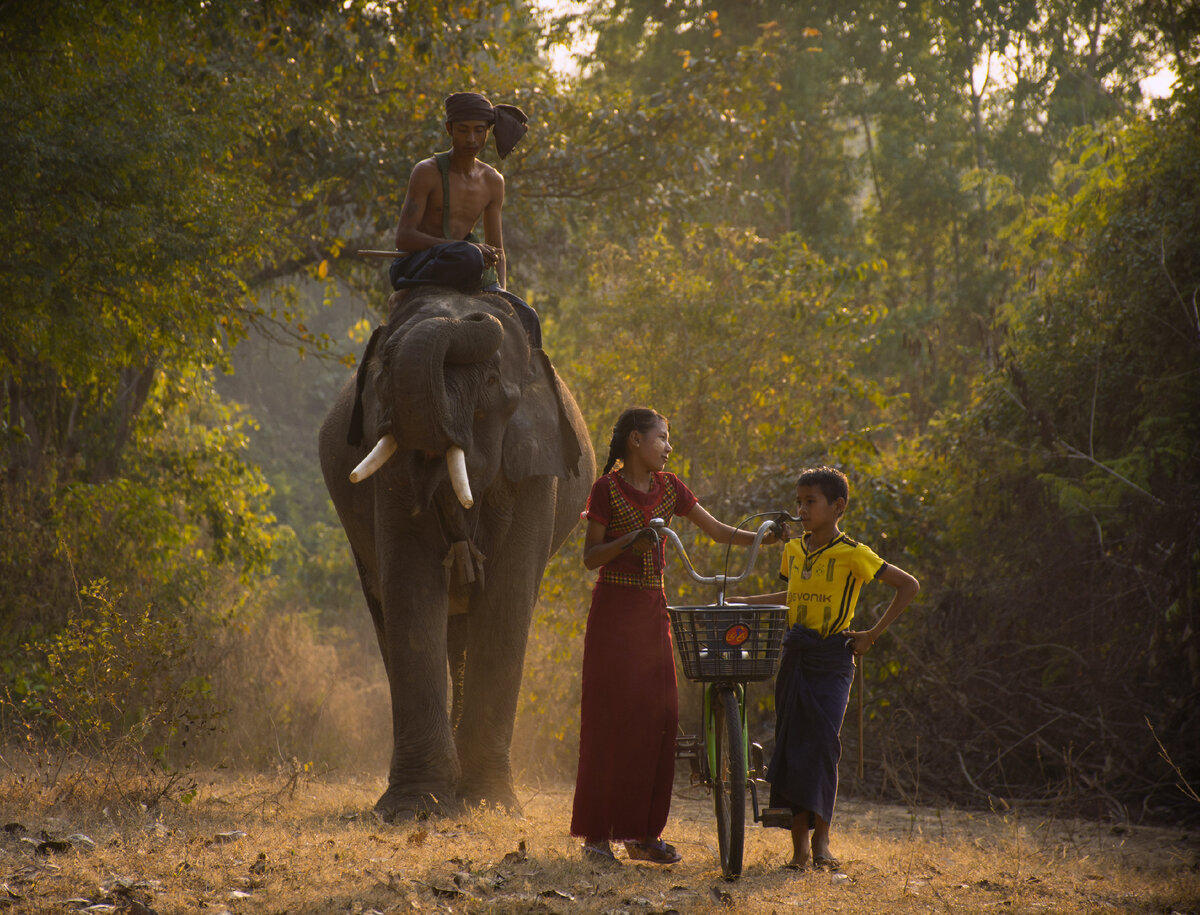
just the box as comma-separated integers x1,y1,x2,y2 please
703,681,753,788
656,516,790,879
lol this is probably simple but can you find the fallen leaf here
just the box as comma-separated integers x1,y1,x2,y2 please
501,840,527,864
709,885,734,906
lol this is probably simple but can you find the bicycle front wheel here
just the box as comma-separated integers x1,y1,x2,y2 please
711,685,746,878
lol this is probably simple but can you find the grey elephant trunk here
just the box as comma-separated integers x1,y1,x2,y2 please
383,313,503,452
369,313,503,508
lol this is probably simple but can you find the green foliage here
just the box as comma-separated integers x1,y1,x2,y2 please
558,221,894,496
898,66,1200,812
0,364,284,639
4,581,215,796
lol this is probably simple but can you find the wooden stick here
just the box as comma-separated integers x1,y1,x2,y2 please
356,249,409,259
856,659,865,779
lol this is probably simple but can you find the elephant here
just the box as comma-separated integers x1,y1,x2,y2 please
318,284,595,822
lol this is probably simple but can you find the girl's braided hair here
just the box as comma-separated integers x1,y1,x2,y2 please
602,408,668,474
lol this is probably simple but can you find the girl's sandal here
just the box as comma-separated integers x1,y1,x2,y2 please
582,840,619,863
624,838,682,864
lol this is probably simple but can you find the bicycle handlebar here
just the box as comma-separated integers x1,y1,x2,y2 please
648,516,783,600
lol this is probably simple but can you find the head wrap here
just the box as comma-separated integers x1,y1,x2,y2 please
443,91,529,159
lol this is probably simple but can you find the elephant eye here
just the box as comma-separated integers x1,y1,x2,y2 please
486,373,499,387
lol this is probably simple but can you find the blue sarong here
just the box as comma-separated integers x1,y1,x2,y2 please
389,241,487,291
767,625,854,827
389,242,542,348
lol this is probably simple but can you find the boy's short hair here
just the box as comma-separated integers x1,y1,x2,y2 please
796,466,849,505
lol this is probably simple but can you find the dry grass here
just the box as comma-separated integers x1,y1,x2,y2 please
0,767,1196,914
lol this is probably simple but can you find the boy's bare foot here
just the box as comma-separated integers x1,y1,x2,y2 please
811,823,837,868
784,856,810,871
811,839,840,869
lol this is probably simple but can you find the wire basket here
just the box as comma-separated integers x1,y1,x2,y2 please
669,604,788,682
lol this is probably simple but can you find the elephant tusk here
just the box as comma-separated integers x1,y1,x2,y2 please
447,445,474,509
350,434,398,483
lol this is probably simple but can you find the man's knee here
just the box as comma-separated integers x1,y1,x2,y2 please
487,287,542,348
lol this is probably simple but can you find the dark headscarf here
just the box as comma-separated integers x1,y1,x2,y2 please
444,91,529,159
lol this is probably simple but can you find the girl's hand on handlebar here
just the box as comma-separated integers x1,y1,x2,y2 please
626,526,660,552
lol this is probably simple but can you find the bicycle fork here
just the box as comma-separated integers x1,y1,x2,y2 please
700,682,793,829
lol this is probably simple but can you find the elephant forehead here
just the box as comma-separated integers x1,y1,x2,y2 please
393,289,515,326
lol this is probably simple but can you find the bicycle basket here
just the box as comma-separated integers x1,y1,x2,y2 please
668,604,788,682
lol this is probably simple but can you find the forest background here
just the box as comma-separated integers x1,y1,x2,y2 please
1,0,1197,826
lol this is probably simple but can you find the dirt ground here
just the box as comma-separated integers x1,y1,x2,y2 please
1,772,1197,914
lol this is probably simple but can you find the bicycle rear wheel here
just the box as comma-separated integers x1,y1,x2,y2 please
710,685,746,878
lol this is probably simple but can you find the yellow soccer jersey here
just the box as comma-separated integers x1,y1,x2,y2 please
779,532,887,636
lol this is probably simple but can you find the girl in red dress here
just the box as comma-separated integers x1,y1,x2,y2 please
570,407,775,863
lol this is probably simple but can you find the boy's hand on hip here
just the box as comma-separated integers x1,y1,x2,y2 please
844,630,875,656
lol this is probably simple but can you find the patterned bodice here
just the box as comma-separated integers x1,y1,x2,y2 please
597,473,680,589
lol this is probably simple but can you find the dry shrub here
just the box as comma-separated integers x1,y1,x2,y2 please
513,594,586,782
0,576,397,810
196,606,390,773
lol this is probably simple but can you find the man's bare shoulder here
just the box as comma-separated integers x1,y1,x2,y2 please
480,161,505,200
408,156,441,185
476,160,504,184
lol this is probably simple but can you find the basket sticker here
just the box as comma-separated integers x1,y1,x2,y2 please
724,623,750,647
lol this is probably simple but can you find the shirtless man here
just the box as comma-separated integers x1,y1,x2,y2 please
388,92,540,347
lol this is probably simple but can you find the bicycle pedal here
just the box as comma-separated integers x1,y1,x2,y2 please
759,807,794,828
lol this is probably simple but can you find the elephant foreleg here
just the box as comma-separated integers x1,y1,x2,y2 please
373,524,462,822
448,612,468,732
455,488,557,811
352,550,389,679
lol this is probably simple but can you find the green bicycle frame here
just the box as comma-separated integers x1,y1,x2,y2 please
703,681,749,778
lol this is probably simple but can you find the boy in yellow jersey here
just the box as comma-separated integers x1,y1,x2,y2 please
731,466,919,870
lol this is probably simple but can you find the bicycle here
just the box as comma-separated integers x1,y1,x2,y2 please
647,516,795,879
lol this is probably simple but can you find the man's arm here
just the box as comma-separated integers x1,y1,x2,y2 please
393,160,447,252
482,170,506,288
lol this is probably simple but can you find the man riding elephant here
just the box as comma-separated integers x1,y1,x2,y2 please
389,91,541,348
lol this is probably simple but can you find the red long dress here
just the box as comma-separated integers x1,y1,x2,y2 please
570,471,697,841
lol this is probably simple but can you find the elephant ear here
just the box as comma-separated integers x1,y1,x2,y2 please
347,324,389,446
503,351,586,481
